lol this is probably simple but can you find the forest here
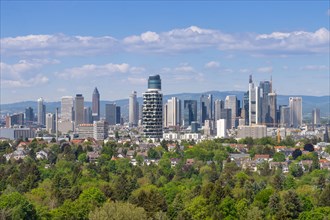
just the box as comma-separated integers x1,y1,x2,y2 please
0,137,329,220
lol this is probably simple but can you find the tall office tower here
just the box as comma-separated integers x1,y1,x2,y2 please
7,113,24,127
25,107,34,124
312,108,320,126
248,76,261,125
259,80,272,123
214,99,224,121
164,97,181,127
46,113,55,133
225,95,238,128
280,106,291,127
216,119,227,138
37,97,46,126
289,97,303,127
200,94,213,125
116,106,121,124
92,87,100,121
61,96,74,121
129,91,139,126
74,94,84,128
267,92,277,127
84,107,92,124
220,108,232,130
105,103,116,125
243,92,249,125
142,75,163,139
183,100,198,127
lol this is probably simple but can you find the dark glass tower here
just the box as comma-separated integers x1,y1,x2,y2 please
92,87,100,121
200,94,213,125
184,100,198,127
148,75,161,90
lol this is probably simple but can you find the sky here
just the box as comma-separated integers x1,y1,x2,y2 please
1,1,329,104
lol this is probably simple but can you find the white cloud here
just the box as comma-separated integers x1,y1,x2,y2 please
257,66,273,73
301,65,329,71
205,61,220,68
56,62,144,79
1,74,49,88
1,26,329,57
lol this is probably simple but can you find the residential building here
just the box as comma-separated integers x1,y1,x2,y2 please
77,124,94,139
237,125,267,139
93,120,108,141
142,75,163,139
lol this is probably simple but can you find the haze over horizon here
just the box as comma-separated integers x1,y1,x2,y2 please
1,1,329,104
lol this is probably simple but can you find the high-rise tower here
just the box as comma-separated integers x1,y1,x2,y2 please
142,75,163,139
92,87,100,121
164,97,181,127
129,91,139,127
289,97,302,127
61,96,74,121
225,95,238,128
183,100,198,127
37,97,46,126
200,94,213,125
74,94,84,128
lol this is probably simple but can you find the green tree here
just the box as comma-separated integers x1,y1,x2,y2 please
185,196,209,220
0,192,37,220
246,206,263,220
281,190,302,219
273,152,286,162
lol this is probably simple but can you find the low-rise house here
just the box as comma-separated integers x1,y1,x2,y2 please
87,151,100,163
170,158,180,167
4,147,27,161
186,159,195,166
254,154,270,162
269,162,289,173
167,144,176,152
126,150,135,159
274,146,286,152
320,159,330,170
299,160,313,171
36,150,48,160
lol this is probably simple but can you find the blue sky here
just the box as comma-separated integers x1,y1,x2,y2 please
1,1,329,103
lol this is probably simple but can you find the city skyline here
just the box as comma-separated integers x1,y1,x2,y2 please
1,1,329,104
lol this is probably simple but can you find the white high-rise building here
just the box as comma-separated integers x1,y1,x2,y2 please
249,76,261,125
37,97,46,126
61,96,74,122
164,97,181,127
74,94,84,128
46,113,55,133
129,91,139,127
225,95,237,128
216,119,227,138
312,108,320,126
289,97,302,127
93,121,108,141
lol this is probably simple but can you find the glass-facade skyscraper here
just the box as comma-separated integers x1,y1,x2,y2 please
184,100,197,127
92,87,100,121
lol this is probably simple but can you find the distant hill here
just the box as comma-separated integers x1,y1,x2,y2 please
1,91,329,119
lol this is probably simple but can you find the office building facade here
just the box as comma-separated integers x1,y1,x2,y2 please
37,98,46,126
183,100,197,127
92,87,100,121
289,97,302,127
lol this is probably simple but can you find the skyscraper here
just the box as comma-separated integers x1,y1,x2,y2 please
312,108,320,126
61,96,74,121
37,97,46,126
289,97,302,127
142,75,163,139
243,92,249,125
200,94,213,125
267,92,277,127
164,97,181,127
74,94,84,128
116,106,121,124
214,99,224,121
84,107,92,124
259,80,272,123
105,103,116,125
129,91,139,126
280,106,290,128
248,76,261,125
225,95,238,128
46,113,55,133
92,87,100,121
183,100,198,127
25,107,34,124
